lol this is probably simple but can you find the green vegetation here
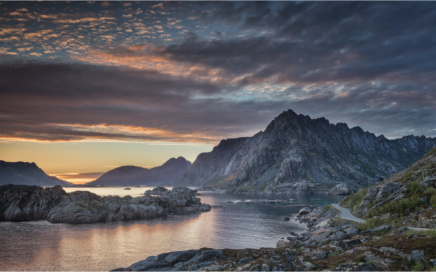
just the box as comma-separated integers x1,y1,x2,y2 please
330,250,340,257
424,147,436,159
341,188,368,211
368,197,424,217
357,217,388,230
412,262,426,271
425,187,436,207
236,249,246,261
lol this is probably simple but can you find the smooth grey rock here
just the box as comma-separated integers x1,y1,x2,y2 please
298,207,311,216
238,257,253,265
164,250,197,264
250,264,261,271
276,240,290,248
327,183,352,195
337,239,362,250
411,250,425,262
375,182,401,201
261,263,271,271
361,224,392,234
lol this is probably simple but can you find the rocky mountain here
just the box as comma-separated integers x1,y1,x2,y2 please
0,161,72,187
341,146,436,228
178,109,436,194
86,157,191,186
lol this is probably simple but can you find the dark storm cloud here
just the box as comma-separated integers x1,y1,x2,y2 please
0,63,284,142
162,2,436,85
0,1,435,142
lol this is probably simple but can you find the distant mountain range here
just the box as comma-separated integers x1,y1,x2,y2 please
2,110,435,192
0,161,73,187
85,157,191,186
177,109,436,194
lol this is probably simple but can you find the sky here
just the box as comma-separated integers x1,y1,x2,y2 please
1,1,435,183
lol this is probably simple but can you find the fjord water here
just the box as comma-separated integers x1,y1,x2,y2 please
0,187,343,271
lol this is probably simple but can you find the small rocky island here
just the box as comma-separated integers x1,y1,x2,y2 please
0,185,211,224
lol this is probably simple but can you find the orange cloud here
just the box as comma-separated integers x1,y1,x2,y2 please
71,48,238,85
0,123,220,145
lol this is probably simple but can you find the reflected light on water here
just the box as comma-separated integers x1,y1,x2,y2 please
0,188,343,270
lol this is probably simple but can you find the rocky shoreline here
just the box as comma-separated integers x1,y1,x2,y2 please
0,185,211,224
115,205,436,271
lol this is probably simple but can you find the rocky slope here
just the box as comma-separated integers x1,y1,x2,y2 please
341,147,436,228
116,204,436,271
116,149,436,271
178,109,436,194
0,160,72,187
0,185,210,224
86,157,191,186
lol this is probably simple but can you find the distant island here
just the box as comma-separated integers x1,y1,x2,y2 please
0,185,210,224
86,157,191,186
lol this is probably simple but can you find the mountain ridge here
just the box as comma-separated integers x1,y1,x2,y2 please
0,160,72,187
178,109,436,193
86,156,191,186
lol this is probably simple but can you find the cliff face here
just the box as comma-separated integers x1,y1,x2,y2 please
0,161,72,187
178,110,436,193
86,157,191,186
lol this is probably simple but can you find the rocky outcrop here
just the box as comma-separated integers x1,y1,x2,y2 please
117,201,436,271
342,147,436,228
178,109,436,194
115,249,225,271
117,150,436,272
327,183,352,195
145,186,199,197
0,161,72,187
0,185,210,224
86,157,191,186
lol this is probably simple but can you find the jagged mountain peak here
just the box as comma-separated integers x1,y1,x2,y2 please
178,109,436,194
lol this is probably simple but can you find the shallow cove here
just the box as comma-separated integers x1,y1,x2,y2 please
0,187,343,271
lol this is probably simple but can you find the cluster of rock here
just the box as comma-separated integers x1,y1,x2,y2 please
0,185,211,224
343,147,436,228
327,183,352,195
178,109,436,194
114,247,309,272
117,202,435,271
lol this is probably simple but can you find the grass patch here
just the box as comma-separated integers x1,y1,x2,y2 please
341,188,368,211
357,217,387,230
412,261,426,271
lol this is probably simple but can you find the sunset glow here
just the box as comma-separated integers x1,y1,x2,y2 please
1,2,435,181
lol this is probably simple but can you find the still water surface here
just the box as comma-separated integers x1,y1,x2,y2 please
0,187,343,271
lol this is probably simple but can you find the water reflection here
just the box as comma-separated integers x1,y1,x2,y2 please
0,189,343,271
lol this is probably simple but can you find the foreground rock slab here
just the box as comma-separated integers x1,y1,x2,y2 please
0,185,211,224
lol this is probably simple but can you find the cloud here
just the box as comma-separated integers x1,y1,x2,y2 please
0,1,435,143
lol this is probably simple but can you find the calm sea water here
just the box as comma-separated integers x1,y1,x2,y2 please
0,187,343,271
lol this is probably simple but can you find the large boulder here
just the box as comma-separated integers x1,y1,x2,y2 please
298,207,312,216
327,183,352,195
